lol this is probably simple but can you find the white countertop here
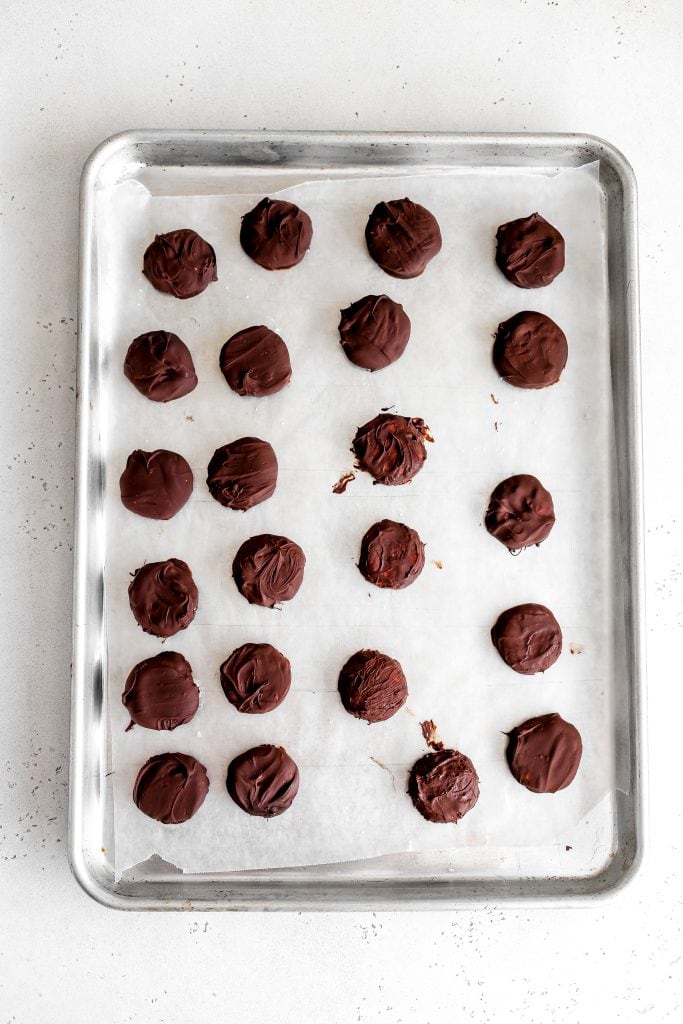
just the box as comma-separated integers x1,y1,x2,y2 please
1,1,681,1020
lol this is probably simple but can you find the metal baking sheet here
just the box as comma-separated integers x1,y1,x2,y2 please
70,130,644,910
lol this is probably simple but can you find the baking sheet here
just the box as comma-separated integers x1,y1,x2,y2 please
95,164,621,875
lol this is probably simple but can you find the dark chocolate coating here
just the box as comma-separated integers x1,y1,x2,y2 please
232,534,306,608
240,197,313,270
220,642,291,714
207,437,278,510
338,649,408,723
227,744,299,817
352,413,431,486
122,651,199,731
409,749,480,823
128,558,199,638
338,294,411,371
495,213,565,289
365,198,442,279
220,326,292,397
506,713,582,793
119,449,193,520
124,330,198,402
133,752,209,824
359,519,425,590
485,474,555,550
142,228,217,299
491,603,563,675
493,311,568,389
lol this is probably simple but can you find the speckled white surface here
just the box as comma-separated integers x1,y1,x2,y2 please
1,1,681,1020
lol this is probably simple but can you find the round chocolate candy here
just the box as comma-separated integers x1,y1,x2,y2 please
240,197,312,270
365,198,442,279
227,744,299,817
124,330,197,402
495,213,565,289
506,713,582,793
207,437,278,511
338,649,408,723
133,752,209,824
491,603,562,675
119,449,193,520
122,651,199,730
128,558,199,638
493,311,568,389
485,474,555,550
338,294,411,371
232,534,306,608
220,642,291,714
409,749,480,823
142,228,217,299
219,326,292,397
359,519,425,590
352,413,432,486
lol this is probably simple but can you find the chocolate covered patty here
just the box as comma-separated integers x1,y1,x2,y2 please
352,413,431,485
365,198,442,279
124,330,198,402
142,228,217,299
409,749,480,823
128,558,199,638
491,603,562,675
359,519,425,590
338,649,408,723
122,651,199,731
207,437,278,510
240,197,313,270
220,325,292,397
133,752,209,824
485,474,555,550
493,311,568,389
227,744,299,817
119,449,193,520
495,213,565,289
338,294,411,371
506,713,582,793
220,642,291,714
232,534,306,607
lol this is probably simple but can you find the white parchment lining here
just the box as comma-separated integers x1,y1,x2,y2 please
95,164,624,875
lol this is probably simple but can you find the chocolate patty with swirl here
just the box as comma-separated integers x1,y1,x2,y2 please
124,330,197,402
123,651,199,731
409,749,480,823
506,713,582,793
119,448,193,520
338,294,411,371
338,649,408,723
352,413,432,486
365,197,442,279
359,519,425,590
220,642,291,714
227,744,299,817
207,437,278,510
493,311,568,389
232,534,306,608
133,752,209,824
142,228,217,299
240,197,313,270
220,325,292,397
128,558,199,638
485,474,555,550
491,603,562,675
495,213,565,289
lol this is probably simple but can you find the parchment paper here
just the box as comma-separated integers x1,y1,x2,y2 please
95,163,620,875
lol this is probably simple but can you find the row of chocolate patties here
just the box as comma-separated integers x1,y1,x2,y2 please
126,198,577,826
